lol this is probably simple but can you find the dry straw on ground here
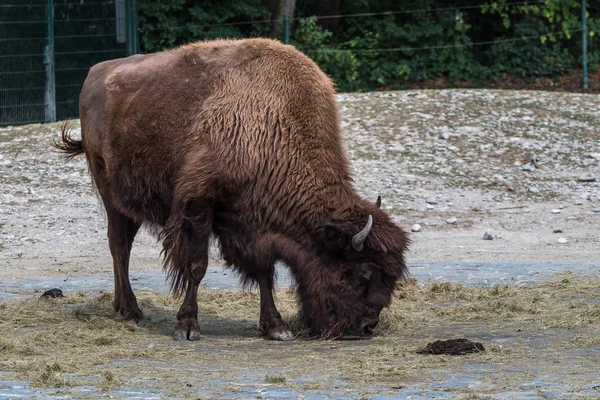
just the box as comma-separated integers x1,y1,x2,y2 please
1,274,599,396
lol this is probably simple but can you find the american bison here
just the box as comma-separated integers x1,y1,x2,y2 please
55,38,409,340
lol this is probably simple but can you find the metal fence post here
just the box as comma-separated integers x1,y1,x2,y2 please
582,0,588,89
284,14,290,44
132,0,139,54
44,0,56,123
126,0,139,55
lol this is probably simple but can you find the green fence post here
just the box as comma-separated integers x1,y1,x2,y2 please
582,0,588,89
133,0,139,53
126,0,131,55
44,0,56,123
284,14,290,44
126,0,139,55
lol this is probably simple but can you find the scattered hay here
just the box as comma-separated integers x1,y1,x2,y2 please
99,370,124,391
265,374,286,384
27,362,74,388
379,274,600,332
0,275,598,394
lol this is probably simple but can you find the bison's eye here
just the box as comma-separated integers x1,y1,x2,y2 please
357,264,373,283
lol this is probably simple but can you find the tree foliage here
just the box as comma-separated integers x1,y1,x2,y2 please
137,0,270,52
137,0,599,91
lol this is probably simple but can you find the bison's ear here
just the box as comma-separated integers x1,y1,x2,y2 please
321,223,349,255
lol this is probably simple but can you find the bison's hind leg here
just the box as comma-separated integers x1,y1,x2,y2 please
104,202,143,322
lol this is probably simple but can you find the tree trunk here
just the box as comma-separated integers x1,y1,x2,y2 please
270,0,296,39
315,0,342,31
262,0,278,18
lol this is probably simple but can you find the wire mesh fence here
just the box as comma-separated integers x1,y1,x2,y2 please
0,1,46,126
0,0,137,127
1,1,596,126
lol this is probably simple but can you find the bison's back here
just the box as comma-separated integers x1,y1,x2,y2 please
79,38,351,229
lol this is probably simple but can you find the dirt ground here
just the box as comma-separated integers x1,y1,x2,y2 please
1,89,599,398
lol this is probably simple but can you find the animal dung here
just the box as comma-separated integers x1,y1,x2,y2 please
40,288,65,299
417,338,485,355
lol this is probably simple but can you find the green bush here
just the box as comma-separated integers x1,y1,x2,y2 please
137,0,269,53
137,0,600,91
485,21,576,78
293,17,359,91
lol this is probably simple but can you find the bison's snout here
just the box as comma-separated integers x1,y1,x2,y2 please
360,316,379,336
338,317,379,340
362,321,378,336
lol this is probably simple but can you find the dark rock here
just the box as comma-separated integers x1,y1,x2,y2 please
578,173,596,182
521,163,536,172
417,338,485,355
426,197,438,205
41,288,64,299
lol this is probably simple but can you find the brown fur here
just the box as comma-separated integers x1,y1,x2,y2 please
56,38,409,339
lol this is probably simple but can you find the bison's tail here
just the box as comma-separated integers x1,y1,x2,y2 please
53,121,84,161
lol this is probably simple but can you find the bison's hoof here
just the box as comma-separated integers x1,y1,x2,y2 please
261,317,294,341
119,307,144,323
267,329,294,341
174,318,201,341
173,329,201,341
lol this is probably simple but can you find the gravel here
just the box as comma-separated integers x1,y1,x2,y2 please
1,89,599,281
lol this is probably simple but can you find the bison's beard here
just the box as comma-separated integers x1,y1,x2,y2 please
294,266,398,340
295,281,374,339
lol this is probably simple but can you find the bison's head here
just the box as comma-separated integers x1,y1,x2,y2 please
291,201,409,339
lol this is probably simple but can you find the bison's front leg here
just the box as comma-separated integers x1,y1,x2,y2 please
257,273,294,341
166,199,212,341
174,260,206,341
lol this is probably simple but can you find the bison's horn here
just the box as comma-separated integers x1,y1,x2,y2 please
375,196,381,208
352,215,373,252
